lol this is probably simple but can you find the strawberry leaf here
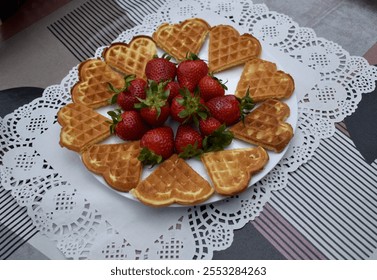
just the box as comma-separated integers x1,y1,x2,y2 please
108,91,119,105
203,124,234,152
178,142,203,159
177,88,209,125
237,88,255,123
134,80,169,114
138,147,163,166
107,109,122,134
185,52,201,61
108,74,136,95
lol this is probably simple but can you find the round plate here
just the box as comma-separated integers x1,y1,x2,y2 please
90,22,299,207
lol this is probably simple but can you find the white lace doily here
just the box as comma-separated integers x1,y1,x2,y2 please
1,0,376,260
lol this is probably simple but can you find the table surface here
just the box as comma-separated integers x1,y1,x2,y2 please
1,0,377,260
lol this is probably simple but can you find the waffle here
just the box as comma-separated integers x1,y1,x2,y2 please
82,142,142,192
57,103,111,153
208,25,261,72
229,99,293,153
201,147,269,196
71,59,125,108
235,58,295,102
131,154,214,207
152,18,211,61
102,36,157,79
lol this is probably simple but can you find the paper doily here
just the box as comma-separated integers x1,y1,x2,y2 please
1,0,376,259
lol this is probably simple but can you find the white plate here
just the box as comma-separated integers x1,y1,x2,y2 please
91,15,318,206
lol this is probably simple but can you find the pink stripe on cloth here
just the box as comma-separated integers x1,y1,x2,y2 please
251,203,327,260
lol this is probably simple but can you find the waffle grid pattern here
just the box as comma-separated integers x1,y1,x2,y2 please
230,99,293,153
208,25,261,72
235,59,294,101
133,155,214,206
152,19,210,61
72,60,125,108
57,103,111,152
82,142,141,192
103,37,157,79
201,147,268,195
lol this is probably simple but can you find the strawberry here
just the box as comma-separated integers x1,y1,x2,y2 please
170,88,208,125
145,53,176,83
140,104,170,127
174,124,203,159
198,74,227,101
206,95,240,126
108,109,149,141
134,80,170,127
164,81,181,103
139,126,174,165
109,75,147,111
206,92,254,126
177,53,208,92
199,116,222,136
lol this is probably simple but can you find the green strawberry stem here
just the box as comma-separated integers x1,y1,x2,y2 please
184,52,200,61
138,147,163,166
107,74,136,104
107,109,122,134
178,142,203,159
178,88,209,126
134,80,169,117
203,124,234,153
237,88,255,123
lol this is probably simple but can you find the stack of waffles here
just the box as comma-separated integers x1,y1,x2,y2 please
57,18,295,207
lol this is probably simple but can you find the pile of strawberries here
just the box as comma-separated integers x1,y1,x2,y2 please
108,53,254,165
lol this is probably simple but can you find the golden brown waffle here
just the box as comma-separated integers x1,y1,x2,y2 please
102,36,157,79
131,154,214,207
71,59,125,108
201,147,269,196
208,25,261,72
229,99,293,153
152,18,211,61
235,58,295,102
82,142,142,192
57,103,111,153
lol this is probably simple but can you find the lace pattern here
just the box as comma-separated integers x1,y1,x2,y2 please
1,0,376,259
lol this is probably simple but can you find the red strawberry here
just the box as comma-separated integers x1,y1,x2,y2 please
145,53,176,83
108,109,149,141
139,126,175,165
139,104,170,127
177,53,208,92
164,81,181,103
109,75,147,111
198,74,227,101
206,92,254,126
174,124,203,158
199,116,222,136
206,95,238,126
135,81,170,126
170,88,208,125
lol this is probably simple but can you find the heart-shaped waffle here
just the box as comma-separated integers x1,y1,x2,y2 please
131,154,214,207
152,18,211,61
57,103,111,153
208,25,261,72
102,36,157,79
229,99,293,153
235,58,295,102
82,142,142,192
71,59,125,108
201,147,269,196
